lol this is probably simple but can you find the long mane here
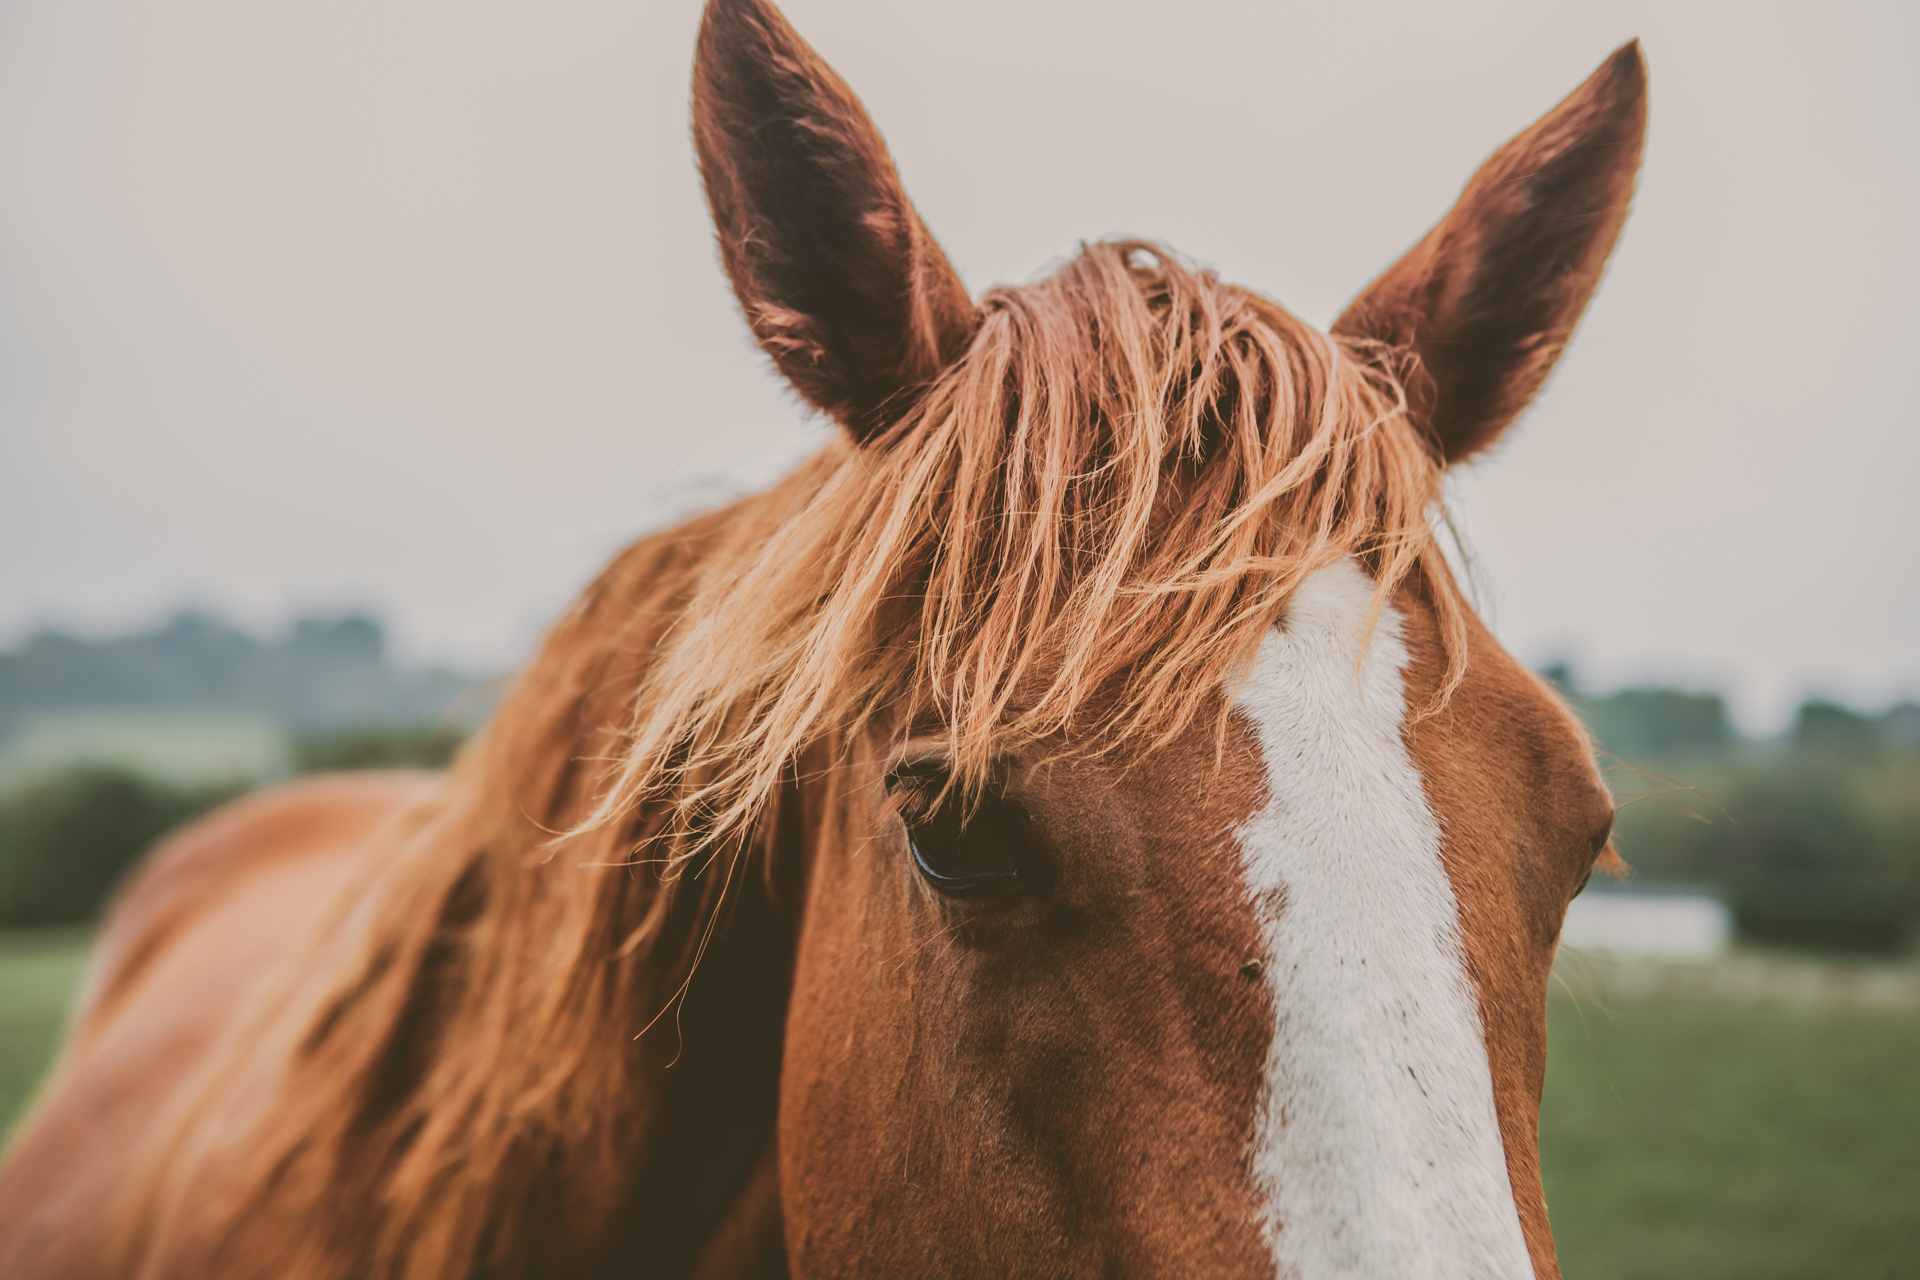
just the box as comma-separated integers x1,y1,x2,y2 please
124,243,1462,1278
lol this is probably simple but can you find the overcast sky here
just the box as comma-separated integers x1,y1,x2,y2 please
0,0,1913,732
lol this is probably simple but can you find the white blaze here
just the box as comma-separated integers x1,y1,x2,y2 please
1232,559,1534,1280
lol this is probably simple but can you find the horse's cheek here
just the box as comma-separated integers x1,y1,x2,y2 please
777,827,1073,1277
777,826,942,1274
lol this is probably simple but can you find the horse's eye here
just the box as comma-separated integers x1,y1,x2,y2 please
1573,812,1614,899
891,770,1035,901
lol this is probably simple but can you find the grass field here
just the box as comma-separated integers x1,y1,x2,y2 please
1541,975,1920,1279
2,933,1916,1276
0,929,89,1142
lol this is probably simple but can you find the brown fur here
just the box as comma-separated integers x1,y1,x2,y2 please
1335,44,1647,463
693,0,978,440
0,3,1645,1276
1396,590,1618,1280
777,715,1276,1276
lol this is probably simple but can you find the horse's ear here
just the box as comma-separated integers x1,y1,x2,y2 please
1334,43,1648,465
693,0,979,443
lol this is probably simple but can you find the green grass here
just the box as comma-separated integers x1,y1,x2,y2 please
0,929,90,1140
1541,983,1920,1279
1,932,1916,1277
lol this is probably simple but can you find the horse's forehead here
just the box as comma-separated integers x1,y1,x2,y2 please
1225,557,1537,1279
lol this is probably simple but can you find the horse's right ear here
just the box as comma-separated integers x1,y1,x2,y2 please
1334,43,1648,465
694,0,979,444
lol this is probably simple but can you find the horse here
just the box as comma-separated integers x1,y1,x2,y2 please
0,2,1645,1276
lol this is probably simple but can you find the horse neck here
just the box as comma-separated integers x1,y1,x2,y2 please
384,496,816,1275
142,491,818,1280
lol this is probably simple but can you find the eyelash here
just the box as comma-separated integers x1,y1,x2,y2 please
887,765,1041,902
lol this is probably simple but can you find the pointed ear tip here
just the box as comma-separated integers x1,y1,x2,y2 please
701,0,771,22
696,0,786,53
1553,40,1646,144
694,0,821,121
1600,39,1649,98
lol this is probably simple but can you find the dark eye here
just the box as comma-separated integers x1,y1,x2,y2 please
889,766,1039,901
1573,812,1616,899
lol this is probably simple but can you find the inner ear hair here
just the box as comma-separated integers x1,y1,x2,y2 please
1334,42,1648,464
692,0,979,443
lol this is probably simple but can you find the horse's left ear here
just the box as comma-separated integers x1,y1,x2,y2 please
1334,43,1648,465
693,0,979,443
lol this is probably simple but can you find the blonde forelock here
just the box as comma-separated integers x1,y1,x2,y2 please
583,241,1464,860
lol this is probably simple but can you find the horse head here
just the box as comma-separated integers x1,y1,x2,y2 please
684,2,1642,1276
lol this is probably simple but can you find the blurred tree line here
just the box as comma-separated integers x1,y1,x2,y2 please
0,725,464,927
0,612,476,740
0,614,487,928
1547,666,1920,955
